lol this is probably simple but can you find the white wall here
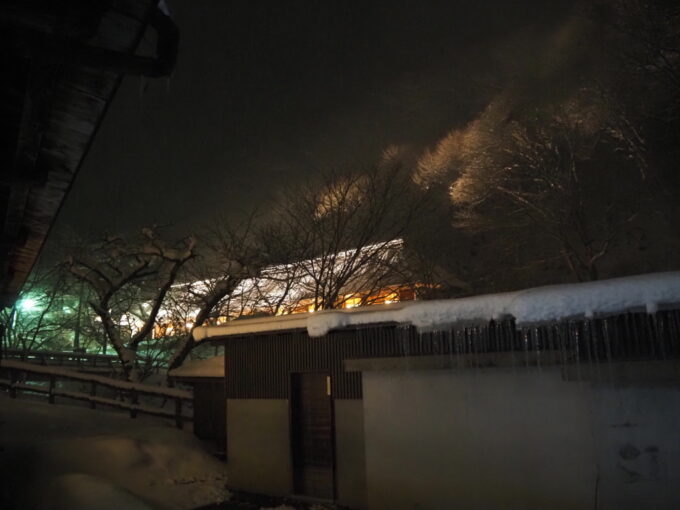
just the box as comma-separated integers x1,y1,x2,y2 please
362,367,596,510
361,365,680,510
225,397,367,506
335,399,367,508
226,399,292,495
589,384,680,510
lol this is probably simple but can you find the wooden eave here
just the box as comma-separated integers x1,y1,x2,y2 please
0,0,160,308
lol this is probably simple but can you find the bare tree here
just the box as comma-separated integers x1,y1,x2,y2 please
0,265,74,352
165,220,259,370
442,90,648,282
262,164,421,311
65,229,196,380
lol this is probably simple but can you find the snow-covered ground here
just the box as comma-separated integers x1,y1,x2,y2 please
0,393,229,510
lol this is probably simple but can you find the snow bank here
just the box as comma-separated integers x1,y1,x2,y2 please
193,271,680,340
42,474,153,510
168,356,225,378
0,395,228,510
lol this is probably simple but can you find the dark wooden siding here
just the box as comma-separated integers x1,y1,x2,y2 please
193,380,227,452
223,309,680,400
291,372,335,498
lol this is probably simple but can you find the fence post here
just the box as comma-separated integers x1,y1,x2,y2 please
90,381,97,409
9,369,17,398
175,398,183,429
48,375,55,404
130,388,138,418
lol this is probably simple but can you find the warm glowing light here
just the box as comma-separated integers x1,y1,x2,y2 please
343,296,362,309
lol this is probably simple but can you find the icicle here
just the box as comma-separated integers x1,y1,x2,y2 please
622,313,631,359
472,326,480,368
522,328,530,369
583,318,598,376
601,317,615,382
633,313,644,358
645,313,657,358
669,311,680,357
401,328,410,358
651,312,666,360
454,327,465,360
570,320,582,381
532,327,541,369
481,324,489,355
447,329,454,368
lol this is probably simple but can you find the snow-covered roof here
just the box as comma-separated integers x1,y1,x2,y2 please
193,271,680,341
167,356,225,378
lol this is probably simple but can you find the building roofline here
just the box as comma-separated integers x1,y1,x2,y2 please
193,271,680,342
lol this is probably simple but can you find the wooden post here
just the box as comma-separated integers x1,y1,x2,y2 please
48,375,55,404
90,381,97,409
174,398,183,429
130,388,138,418
9,369,17,398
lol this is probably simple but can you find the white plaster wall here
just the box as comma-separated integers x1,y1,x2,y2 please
226,399,292,495
225,398,367,506
589,384,680,510
362,367,597,510
335,399,367,508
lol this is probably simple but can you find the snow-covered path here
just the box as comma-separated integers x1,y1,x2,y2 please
0,394,229,510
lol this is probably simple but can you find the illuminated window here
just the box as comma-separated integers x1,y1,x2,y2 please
343,295,362,309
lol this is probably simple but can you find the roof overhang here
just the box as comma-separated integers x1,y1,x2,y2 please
0,0,177,308
193,271,680,342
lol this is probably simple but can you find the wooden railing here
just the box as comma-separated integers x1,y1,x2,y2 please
1,348,160,375
0,360,192,428
3,348,120,370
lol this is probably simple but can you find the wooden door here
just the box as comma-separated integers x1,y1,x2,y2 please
291,372,335,499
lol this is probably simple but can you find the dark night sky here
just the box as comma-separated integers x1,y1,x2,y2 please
51,0,575,241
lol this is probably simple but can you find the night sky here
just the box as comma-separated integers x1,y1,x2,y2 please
51,0,575,240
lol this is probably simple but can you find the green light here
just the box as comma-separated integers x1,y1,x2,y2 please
19,297,38,312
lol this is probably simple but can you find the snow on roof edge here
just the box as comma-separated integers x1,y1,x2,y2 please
193,271,680,341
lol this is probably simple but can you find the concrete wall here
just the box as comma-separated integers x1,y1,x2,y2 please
589,384,680,510
225,399,292,495
361,365,680,510
362,367,596,510
334,399,367,508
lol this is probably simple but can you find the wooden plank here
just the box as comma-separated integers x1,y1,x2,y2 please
1,362,193,424
291,372,335,499
1,360,192,399
12,383,49,395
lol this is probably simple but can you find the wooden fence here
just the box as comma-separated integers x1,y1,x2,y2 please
0,359,192,428
0,348,160,374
